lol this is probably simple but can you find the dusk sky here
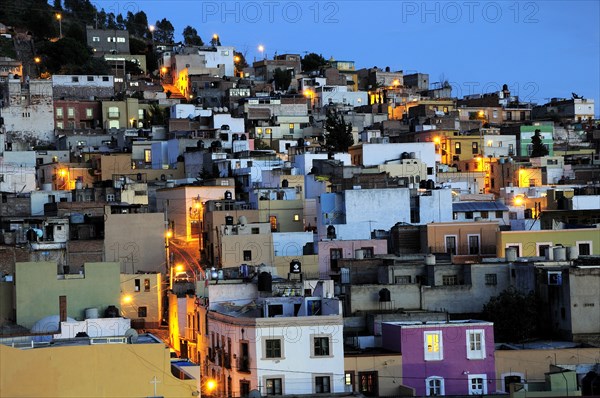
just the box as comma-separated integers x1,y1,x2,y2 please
102,0,598,113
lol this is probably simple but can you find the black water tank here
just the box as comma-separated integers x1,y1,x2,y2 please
419,180,427,189
401,152,410,160
232,133,239,141
426,179,435,190
379,288,391,302
224,191,233,200
105,305,120,318
225,216,234,225
197,140,205,149
257,272,272,292
289,259,302,274
327,225,336,239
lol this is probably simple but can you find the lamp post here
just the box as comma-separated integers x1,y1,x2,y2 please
258,44,265,60
56,13,62,39
148,25,155,42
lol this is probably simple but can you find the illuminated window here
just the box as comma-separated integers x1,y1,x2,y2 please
144,279,150,292
424,331,443,360
269,215,277,232
56,107,63,118
144,149,151,163
86,108,93,118
67,107,75,118
455,142,461,154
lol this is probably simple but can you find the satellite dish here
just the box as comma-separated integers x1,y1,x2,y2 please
248,390,261,398
124,328,139,344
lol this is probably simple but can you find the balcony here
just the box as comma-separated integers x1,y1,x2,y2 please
237,355,251,373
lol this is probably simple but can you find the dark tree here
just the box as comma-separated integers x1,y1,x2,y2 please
65,21,85,42
482,288,541,343
530,129,549,157
272,68,291,91
154,18,174,43
148,103,167,125
183,26,203,46
301,52,327,72
234,51,248,69
324,108,354,152
53,0,62,10
129,37,147,55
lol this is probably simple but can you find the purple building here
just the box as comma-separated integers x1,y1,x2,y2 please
382,320,496,396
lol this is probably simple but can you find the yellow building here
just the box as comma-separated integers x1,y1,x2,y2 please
0,335,198,397
497,229,600,257
120,273,163,328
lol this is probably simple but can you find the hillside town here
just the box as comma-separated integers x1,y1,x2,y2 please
0,4,599,398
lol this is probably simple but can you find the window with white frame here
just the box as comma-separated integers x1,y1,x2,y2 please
468,374,487,394
56,107,63,118
466,329,486,359
505,244,522,257
536,242,553,257
425,376,444,396
576,241,592,256
424,331,443,361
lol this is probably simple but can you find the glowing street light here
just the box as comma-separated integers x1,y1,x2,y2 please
56,13,62,38
258,44,265,59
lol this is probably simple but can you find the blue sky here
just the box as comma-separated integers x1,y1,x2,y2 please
101,0,599,113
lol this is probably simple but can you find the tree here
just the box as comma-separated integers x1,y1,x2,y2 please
183,26,203,46
530,129,549,157
154,18,174,44
272,68,291,91
324,108,354,153
482,288,541,343
301,52,326,72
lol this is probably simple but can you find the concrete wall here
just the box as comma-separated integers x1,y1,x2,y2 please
348,284,421,314
497,229,600,257
120,273,162,328
344,353,403,396
104,212,166,274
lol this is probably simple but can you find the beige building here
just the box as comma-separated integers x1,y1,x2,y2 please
495,345,600,394
157,185,236,242
101,97,151,129
120,273,162,328
258,198,305,233
344,351,405,396
426,221,499,260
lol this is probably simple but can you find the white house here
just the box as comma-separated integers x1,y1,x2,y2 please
201,280,345,397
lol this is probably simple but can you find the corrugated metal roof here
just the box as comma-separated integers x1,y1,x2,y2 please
452,201,509,212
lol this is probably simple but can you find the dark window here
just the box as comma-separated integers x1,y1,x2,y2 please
134,279,140,292
314,337,330,356
465,211,474,219
427,167,434,175
138,306,147,317
315,376,331,393
243,250,252,261
265,339,282,358
480,211,489,218
442,275,458,285
359,371,379,396
266,378,282,395
361,247,374,258
485,274,497,285
579,243,591,255
240,381,251,397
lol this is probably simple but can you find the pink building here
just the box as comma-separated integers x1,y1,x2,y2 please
382,320,496,396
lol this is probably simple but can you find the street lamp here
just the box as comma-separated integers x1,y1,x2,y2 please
148,25,155,41
258,44,265,59
56,13,62,39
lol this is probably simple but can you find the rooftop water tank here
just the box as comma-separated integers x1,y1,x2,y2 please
257,272,272,292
